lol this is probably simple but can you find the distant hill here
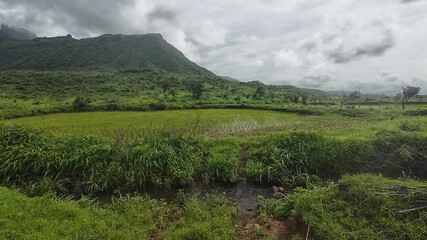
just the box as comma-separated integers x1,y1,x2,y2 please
327,91,352,96
0,33,214,75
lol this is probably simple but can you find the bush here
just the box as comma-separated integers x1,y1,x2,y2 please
398,120,421,131
148,102,167,111
72,96,90,112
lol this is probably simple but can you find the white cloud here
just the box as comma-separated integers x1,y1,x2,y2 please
192,20,227,48
252,59,264,66
273,49,303,68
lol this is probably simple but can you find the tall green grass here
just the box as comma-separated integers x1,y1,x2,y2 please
243,130,427,183
1,124,426,195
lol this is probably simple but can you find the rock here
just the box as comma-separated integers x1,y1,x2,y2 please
244,223,261,230
273,192,284,198
272,186,279,193
244,224,253,230
278,187,285,193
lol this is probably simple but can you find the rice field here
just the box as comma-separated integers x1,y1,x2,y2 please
0,109,377,138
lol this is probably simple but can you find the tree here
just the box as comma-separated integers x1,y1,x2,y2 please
379,91,385,110
187,81,204,100
349,89,361,108
401,86,421,109
72,96,90,112
253,86,265,99
301,93,308,105
349,91,360,100
312,95,319,107
291,94,299,104
159,80,172,95
394,93,402,102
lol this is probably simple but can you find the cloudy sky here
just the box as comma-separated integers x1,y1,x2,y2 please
1,0,426,93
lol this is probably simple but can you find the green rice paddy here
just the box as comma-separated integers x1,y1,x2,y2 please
3,109,426,139
1,109,376,138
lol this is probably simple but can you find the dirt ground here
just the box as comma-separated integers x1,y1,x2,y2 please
237,213,307,240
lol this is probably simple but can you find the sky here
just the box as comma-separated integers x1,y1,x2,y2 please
1,0,426,94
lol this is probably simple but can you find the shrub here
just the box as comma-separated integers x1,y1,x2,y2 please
398,120,421,131
148,101,167,111
72,96,90,112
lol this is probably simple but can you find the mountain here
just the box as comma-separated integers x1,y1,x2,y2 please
0,24,37,40
0,33,214,75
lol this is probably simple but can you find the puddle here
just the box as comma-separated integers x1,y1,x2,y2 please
97,178,275,214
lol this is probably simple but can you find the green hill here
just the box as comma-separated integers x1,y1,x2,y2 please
0,33,214,75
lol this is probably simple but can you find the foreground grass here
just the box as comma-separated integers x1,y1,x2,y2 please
259,174,427,240
0,187,239,240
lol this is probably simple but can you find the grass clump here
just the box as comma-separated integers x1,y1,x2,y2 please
244,130,427,183
258,174,427,240
163,194,239,239
0,124,204,194
372,130,427,178
203,137,240,183
243,131,374,182
398,120,421,131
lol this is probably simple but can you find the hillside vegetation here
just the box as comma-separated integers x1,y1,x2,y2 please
0,34,213,75
0,70,329,119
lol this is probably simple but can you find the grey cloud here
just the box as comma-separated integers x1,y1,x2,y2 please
301,20,396,64
379,72,399,83
412,77,426,85
0,23,37,39
147,7,177,22
1,0,136,37
328,28,395,63
301,40,317,53
299,75,331,88
400,0,420,4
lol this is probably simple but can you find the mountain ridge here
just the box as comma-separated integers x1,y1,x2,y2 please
0,33,214,76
